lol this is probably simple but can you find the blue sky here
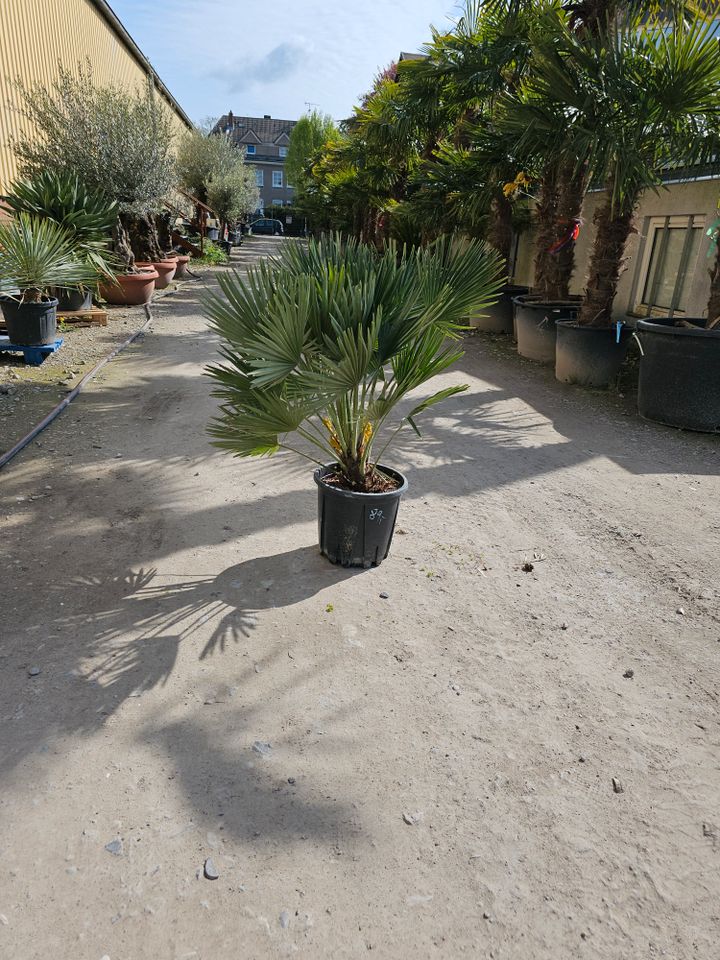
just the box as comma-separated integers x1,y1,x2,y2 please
110,0,460,125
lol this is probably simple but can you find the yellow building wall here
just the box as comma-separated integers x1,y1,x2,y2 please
0,0,190,190
514,177,720,321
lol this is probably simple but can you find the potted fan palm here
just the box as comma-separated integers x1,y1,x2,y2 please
521,12,720,386
2,170,119,310
0,214,98,345
206,233,503,567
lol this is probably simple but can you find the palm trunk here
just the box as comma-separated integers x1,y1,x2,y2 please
533,163,560,300
544,161,588,301
577,191,635,327
487,189,513,271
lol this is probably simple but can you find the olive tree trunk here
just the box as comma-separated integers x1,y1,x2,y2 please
125,213,164,262
112,217,135,273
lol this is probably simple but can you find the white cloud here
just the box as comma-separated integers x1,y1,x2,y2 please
111,0,461,123
211,41,313,94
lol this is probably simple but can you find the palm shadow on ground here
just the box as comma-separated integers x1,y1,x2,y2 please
0,542,362,780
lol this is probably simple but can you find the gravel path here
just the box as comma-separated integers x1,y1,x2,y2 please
0,236,718,960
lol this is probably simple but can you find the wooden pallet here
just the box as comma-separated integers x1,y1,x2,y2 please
57,308,107,327
0,335,63,365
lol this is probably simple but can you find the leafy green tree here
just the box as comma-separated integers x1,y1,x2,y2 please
285,111,338,218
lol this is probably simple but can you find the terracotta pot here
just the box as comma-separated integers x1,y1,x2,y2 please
99,270,158,306
172,255,191,280
136,259,177,289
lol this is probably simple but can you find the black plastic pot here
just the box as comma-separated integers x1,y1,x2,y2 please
470,284,530,334
513,295,581,364
56,288,92,311
0,296,58,346
555,321,632,388
637,317,720,432
314,463,408,568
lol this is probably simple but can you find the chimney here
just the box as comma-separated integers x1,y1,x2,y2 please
264,114,271,119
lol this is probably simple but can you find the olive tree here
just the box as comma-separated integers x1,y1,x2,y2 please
177,125,244,203
12,64,177,270
206,165,259,227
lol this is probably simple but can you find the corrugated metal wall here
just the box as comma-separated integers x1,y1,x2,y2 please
0,0,190,190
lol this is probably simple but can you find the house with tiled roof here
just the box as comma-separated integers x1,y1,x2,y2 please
214,112,297,215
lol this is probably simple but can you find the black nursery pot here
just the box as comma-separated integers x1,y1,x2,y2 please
555,321,632,388
470,284,530,334
637,317,720,432
513,295,581,363
0,296,58,346
56,287,93,311
314,463,408,568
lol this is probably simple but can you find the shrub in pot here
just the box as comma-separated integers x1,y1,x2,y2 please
0,214,98,345
2,170,119,310
206,233,503,567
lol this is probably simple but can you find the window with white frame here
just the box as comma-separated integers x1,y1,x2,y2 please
272,170,283,188
246,144,256,155
279,147,288,157
273,198,284,207
255,169,264,187
634,215,704,316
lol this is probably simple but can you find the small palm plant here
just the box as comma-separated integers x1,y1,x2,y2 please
206,234,503,493
0,214,98,302
2,171,119,281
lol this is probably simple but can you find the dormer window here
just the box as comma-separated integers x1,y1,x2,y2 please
246,144,256,155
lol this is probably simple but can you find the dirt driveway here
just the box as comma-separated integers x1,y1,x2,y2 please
1,237,718,960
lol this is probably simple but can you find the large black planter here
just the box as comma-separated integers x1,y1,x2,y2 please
0,296,58,346
56,288,92,311
470,284,529,334
555,321,632,388
314,463,408,568
513,295,580,364
637,317,720,432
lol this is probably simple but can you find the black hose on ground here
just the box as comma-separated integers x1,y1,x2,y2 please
0,305,153,472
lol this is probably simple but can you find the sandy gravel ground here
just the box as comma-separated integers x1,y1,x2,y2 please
0,237,718,960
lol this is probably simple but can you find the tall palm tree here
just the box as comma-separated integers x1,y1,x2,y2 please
515,12,720,325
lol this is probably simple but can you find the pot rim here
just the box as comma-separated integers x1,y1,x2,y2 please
556,319,632,333
0,294,59,307
108,269,159,282
314,462,408,499
513,293,583,307
637,318,719,339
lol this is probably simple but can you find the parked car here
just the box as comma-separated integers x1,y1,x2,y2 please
250,218,284,236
